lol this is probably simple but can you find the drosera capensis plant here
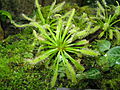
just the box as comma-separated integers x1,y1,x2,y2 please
92,0,120,44
3,0,100,87
30,9,99,87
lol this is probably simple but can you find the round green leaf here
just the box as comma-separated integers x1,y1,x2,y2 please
97,40,111,52
106,46,120,67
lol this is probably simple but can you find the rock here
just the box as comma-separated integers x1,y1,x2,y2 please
0,0,54,17
0,0,35,17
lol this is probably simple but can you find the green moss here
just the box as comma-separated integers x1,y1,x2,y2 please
0,0,120,89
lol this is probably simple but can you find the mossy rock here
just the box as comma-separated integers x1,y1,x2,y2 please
0,0,35,17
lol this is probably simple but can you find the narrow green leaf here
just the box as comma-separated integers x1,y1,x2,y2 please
27,48,58,64
30,22,46,34
30,22,57,45
85,22,92,31
114,30,120,44
56,18,62,41
47,0,56,21
35,0,45,24
75,30,87,39
50,0,56,11
69,39,89,46
37,46,55,53
109,29,113,39
22,14,34,21
65,32,73,43
33,30,38,39
52,1,65,14
97,1,105,16
66,47,79,54
102,0,107,7
51,62,58,87
45,25,56,41
51,52,60,87
64,51,85,71
65,68,71,79
115,2,120,16
12,21,31,27
98,31,105,38
61,52,76,82
0,10,12,21
80,49,99,56
62,9,75,40
41,40,55,46
110,19,120,26
103,23,109,31
61,10,71,19
89,26,100,34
